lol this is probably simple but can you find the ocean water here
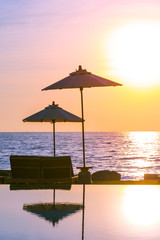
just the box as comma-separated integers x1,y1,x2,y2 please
0,131,160,180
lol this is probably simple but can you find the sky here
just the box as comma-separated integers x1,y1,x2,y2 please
1,0,160,132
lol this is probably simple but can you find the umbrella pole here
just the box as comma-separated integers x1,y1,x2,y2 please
53,189,56,207
82,184,85,240
53,120,56,157
80,87,85,167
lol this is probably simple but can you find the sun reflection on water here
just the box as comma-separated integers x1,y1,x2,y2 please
123,186,160,226
125,132,160,179
128,132,159,155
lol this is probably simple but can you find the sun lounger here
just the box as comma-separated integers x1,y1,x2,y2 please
10,155,77,184
144,174,159,180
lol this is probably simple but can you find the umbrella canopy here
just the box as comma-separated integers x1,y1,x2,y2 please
42,65,122,90
23,101,82,156
42,66,122,167
23,101,82,122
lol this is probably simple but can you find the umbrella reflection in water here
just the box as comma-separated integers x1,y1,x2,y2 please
23,202,83,227
23,185,86,239
11,184,83,227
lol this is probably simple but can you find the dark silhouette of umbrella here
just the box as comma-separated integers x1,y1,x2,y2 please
23,101,82,156
23,202,83,226
42,66,122,167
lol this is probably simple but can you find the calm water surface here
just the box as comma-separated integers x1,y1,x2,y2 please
0,132,160,180
1,184,160,240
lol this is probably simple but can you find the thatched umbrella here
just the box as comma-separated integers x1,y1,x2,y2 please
23,101,82,157
42,66,122,167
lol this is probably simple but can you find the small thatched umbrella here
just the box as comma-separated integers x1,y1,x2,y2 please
23,101,82,157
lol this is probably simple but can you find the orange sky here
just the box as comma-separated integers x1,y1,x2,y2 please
1,0,160,132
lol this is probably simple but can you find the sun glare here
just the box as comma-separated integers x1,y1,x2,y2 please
123,186,160,226
105,20,160,88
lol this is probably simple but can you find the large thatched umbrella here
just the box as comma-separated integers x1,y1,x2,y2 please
42,66,122,167
23,101,82,157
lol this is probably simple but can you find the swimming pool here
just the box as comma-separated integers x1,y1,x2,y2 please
1,184,160,240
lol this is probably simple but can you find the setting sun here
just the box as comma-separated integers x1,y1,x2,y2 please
105,20,160,88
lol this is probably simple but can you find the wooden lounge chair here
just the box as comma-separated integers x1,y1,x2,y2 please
10,155,77,184
144,174,159,180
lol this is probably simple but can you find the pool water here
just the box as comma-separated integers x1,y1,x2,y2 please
1,184,160,240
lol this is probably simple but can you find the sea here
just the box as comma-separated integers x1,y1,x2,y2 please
0,131,160,180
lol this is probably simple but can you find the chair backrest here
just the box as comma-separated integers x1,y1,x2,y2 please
10,155,74,179
10,156,41,179
144,173,158,180
40,156,74,179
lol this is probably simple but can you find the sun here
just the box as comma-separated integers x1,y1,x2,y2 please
105,20,160,88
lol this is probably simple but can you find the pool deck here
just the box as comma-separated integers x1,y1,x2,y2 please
92,180,160,185
0,169,159,185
